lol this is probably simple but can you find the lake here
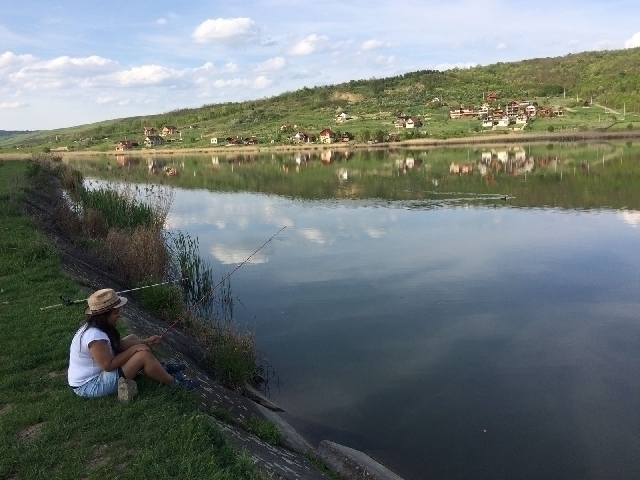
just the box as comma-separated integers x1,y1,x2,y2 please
69,142,640,479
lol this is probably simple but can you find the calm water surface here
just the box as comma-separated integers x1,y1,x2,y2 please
78,145,640,479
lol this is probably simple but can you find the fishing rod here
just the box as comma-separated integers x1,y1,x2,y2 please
159,225,287,338
39,278,188,311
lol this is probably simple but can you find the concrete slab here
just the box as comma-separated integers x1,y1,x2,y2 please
318,440,405,480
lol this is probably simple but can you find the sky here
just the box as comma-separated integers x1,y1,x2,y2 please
1,0,640,131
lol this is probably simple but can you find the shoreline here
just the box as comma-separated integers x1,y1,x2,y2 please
2,129,640,160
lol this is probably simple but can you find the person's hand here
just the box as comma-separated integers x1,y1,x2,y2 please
145,335,162,346
131,344,150,353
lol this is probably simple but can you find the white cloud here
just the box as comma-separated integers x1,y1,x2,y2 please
210,245,267,264
289,34,327,55
619,211,640,227
114,65,179,86
0,101,28,109
0,51,36,70
156,18,167,25
624,32,640,48
255,56,286,71
8,55,120,89
299,227,326,245
362,39,385,51
253,75,271,89
223,62,239,73
496,42,508,50
191,17,255,43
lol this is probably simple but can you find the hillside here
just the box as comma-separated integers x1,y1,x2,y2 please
1,47,640,153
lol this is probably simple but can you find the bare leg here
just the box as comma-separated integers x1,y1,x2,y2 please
121,350,175,384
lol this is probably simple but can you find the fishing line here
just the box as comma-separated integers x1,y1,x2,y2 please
39,278,187,310
158,225,286,338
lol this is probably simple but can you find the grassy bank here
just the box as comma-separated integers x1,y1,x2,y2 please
0,160,260,479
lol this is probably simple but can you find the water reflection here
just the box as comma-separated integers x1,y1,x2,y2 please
67,141,640,210
73,143,640,479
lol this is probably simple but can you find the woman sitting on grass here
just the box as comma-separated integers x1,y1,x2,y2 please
68,288,200,397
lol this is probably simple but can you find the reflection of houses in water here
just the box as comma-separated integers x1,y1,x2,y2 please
449,162,474,174
211,157,219,166
116,156,140,167
295,153,311,165
321,150,333,164
337,168,348,181
226,154,258,164
147,158,165,175
396,157,422,174
478,148,535,176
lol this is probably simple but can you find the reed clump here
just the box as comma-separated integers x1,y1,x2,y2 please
103,226,169,282
167,231,260,391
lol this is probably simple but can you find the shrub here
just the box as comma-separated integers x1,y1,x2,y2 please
547,125,555,132
627,123,633,130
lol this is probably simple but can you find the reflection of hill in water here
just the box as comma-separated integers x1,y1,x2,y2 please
68,142,640,210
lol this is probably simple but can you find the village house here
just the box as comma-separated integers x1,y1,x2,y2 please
486,91,498,102
395,115,409,128
115,140,136,151
319,128,336,144
244,136,258,145
449,106,476,120
210,137,224,145
538,106,553,118
506,101,522,118
144,135,164,147
405,117,422,129
291,131,313,143
143,126,156,136
280,123,293,132
225,136,243,146
341,132,354,142
335,112,351,123
495,117,510,128
161,125,178,136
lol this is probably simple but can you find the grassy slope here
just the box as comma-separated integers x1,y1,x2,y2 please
1,47,640,152
0,160,259,479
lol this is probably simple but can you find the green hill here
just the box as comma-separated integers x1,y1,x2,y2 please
2,47,640,152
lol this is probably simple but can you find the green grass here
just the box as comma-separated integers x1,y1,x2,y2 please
244,416,283,446
0,160,260,479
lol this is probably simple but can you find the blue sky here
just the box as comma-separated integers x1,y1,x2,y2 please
1,0,639,130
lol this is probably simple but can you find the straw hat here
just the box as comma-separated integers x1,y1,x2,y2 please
85,288,128,315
